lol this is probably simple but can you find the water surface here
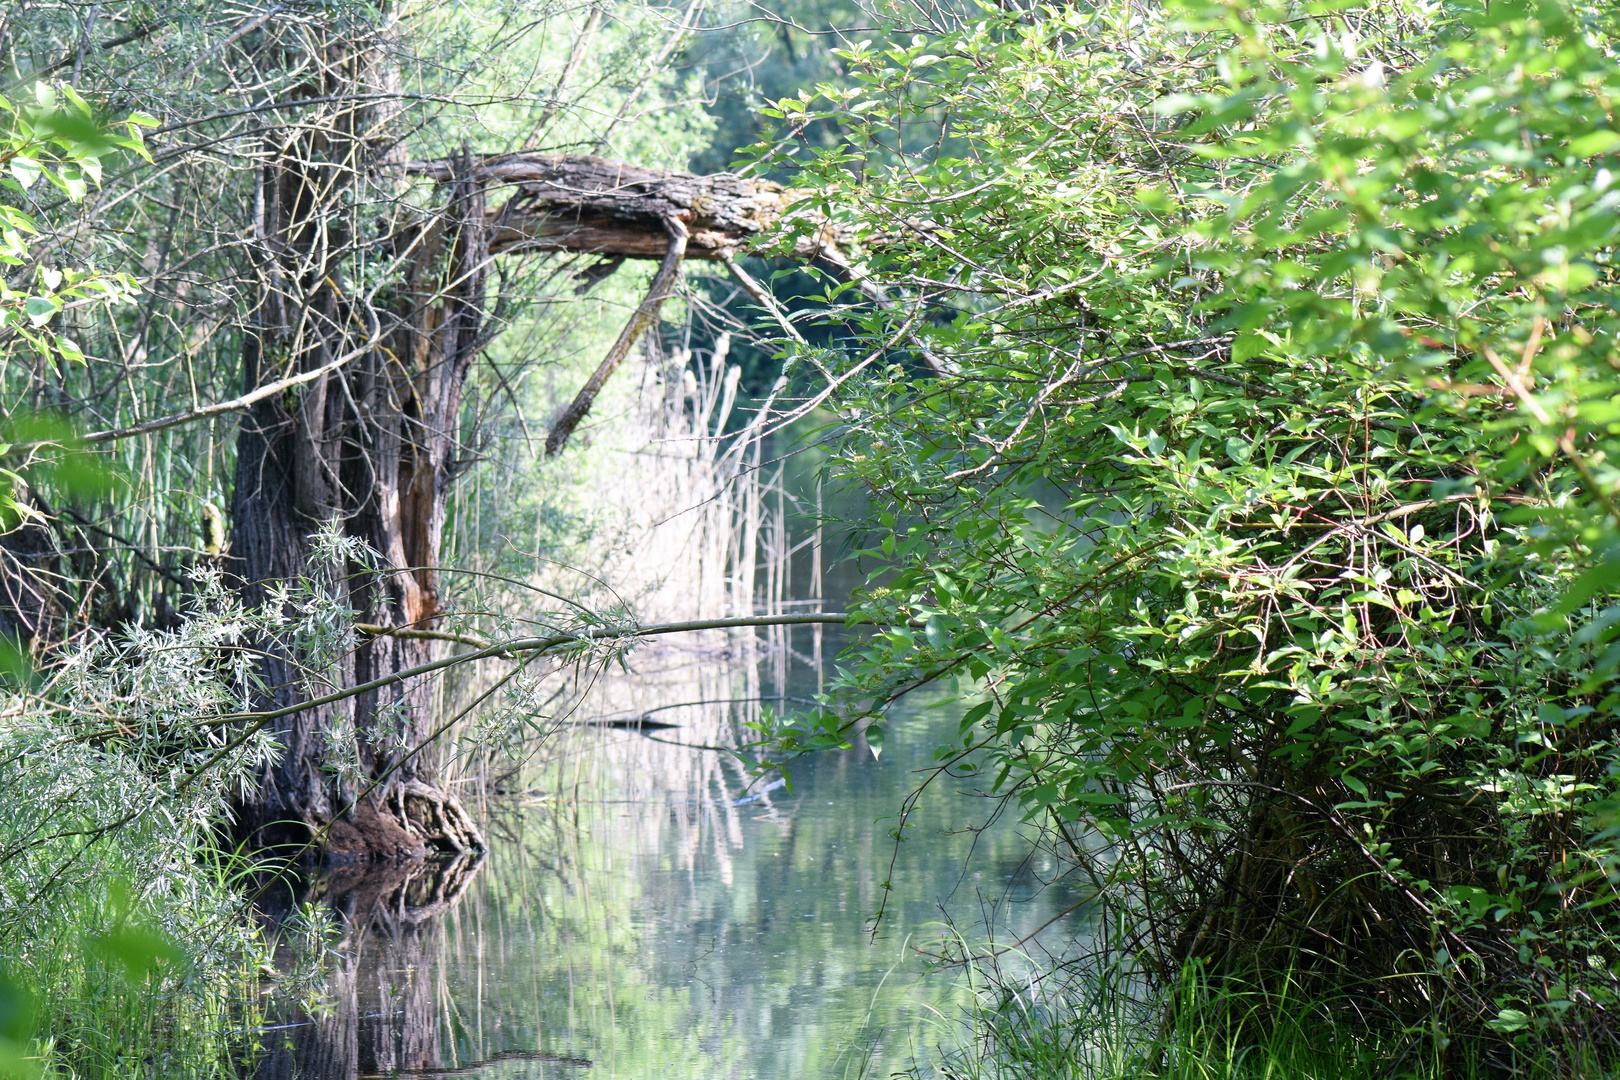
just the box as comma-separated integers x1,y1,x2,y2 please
297,636,1085,1080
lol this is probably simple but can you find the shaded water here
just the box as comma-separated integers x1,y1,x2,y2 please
264,633,1085,1079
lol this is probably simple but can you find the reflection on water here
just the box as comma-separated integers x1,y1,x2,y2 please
269,632,1084,1079
255,854,484,1080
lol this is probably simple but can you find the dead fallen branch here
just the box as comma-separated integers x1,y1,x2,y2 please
406,153,845,261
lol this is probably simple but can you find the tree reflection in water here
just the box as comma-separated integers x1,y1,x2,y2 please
255,852,486,1080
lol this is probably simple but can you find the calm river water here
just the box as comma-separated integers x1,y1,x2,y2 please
267,633,1085,1080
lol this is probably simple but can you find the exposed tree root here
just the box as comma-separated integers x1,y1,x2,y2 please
395,779,486,856
324,798,429,863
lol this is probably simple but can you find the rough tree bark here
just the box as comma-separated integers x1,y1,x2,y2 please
232,25,487,861
406,153,841,262
408,152,856,453
543,213,689,456
254,854,483,1080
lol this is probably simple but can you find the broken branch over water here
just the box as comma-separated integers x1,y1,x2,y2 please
405,153,846,262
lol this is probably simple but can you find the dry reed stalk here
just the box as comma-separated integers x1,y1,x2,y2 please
436,330,821,804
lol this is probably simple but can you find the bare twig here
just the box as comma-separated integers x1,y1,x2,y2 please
9,334,380,454
718,247,808,346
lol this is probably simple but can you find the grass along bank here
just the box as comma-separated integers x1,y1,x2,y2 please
912,958,1611,1080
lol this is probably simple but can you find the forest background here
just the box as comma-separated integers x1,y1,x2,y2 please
3,0,1620,1078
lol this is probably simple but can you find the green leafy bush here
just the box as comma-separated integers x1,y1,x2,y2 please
0,83,145,367
756,0,1620,1061
0,533,385,1076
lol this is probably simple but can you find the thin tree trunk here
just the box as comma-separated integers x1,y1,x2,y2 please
545,215,688,456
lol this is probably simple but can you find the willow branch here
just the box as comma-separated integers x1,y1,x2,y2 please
718,248,808,346
11,337,377,454
216,612,850,727
355,623,493,649
3,22,162,92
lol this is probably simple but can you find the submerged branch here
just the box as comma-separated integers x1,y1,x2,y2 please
179,612,851,791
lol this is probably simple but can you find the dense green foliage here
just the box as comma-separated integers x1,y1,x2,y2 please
754,0,1620,1063
16,0,1620,1071
0,89,146,534
0,86,144,366
0,531,415,1078
929,958,1588,1079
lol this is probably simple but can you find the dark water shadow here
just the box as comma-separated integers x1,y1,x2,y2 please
253,852,495,1080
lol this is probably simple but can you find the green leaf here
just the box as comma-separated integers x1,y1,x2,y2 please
61,85,91,120
1487,1008,1533,1033
959,701,993,739
88,925,185,980
1555,556,1620,614
1152,93,1200,116
45,451,115,499
1231,333,1266,362
1569,130,1620,157
6,157,40,190
22,296,55,327
0,637,31,689
55,170,87,201
864,723,884,760
0,973,32,1043
0,969,37,1080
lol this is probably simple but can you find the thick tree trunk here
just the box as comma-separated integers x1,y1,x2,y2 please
254,854,482,1080
231,25,486,861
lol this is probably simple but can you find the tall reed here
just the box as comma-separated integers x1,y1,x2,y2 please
436,332,819,802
